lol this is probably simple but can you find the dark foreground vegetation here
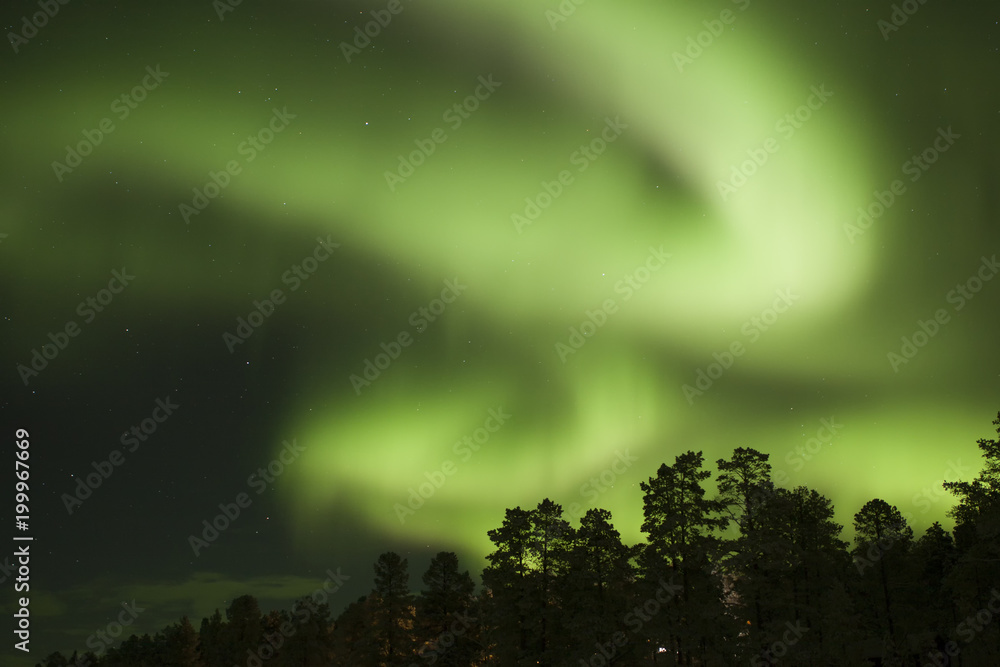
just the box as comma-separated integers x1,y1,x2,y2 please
38,412,1000,666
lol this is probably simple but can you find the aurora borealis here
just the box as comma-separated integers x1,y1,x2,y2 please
2,0,999,661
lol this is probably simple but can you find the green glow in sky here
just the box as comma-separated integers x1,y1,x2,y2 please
269,1,991,560
4,0,997,627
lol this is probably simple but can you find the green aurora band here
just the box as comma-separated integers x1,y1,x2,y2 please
5,0,997,570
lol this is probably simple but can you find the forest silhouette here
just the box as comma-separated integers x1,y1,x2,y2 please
37,412,1000,666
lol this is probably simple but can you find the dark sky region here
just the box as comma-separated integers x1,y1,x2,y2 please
1,0,999,662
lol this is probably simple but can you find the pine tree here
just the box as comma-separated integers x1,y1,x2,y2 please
482,506,533,665
639,451,729,664
852,498,913,659
162,616,202,666
370,551,416,666
564,508,639,666
77,652,99,667
414,551,479,666
776,486,854,664
222,595,264,667
104,633,157,666
944,411,1000,529
941,411,1000,665
258,609,288,664
907,522,960,659
943,411,1000,585
528,498,575,665
279,597,335,666
330,596,375,666
198,609,227,667
715,447,774,655
716,447,773,535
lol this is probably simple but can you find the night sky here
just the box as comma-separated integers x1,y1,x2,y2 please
2,0,999,662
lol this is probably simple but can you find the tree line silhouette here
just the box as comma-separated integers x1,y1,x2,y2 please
37,412,1000,666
